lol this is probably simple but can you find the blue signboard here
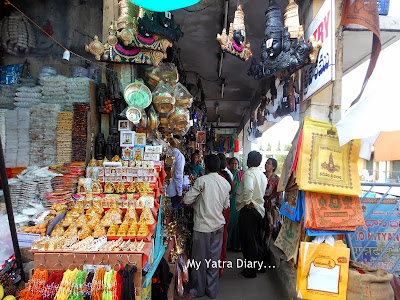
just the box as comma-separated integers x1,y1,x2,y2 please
349,197,400,275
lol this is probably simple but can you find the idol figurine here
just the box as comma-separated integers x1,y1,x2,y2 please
248,0,321,79
95,133,106,160
217,5,252,61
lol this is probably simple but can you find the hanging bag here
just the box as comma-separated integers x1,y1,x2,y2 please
297,239,350,300
296,117,361,196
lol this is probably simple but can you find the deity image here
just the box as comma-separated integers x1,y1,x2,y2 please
233,29,245,47
248,0,321,79
216,5,252,61
123,133,132,144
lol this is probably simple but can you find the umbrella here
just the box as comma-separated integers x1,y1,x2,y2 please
336,76,400,161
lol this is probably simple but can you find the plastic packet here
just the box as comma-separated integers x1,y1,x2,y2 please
147,105,160,131
152,82,175,114
173,83,193,108
155,63,179,85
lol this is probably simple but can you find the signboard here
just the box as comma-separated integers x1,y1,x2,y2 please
302,0,335,100
349,197,400,276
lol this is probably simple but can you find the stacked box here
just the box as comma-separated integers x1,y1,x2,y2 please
56,111,74,163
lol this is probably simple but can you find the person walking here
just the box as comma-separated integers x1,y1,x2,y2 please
216,153,233,277
227,157,243,251
183,154,231,299
236,151,268,278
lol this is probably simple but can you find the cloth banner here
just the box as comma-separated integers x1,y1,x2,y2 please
297,117,361,196
297,240,350,299
340,0,381,108
280,183,303,222
274,217,302,262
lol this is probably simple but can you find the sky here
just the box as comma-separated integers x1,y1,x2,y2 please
256,116,299,151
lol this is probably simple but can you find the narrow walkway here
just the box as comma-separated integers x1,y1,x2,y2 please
176,250,289,300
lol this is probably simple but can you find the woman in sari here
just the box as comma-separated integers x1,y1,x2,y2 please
264,158,281,244
227,157,243,251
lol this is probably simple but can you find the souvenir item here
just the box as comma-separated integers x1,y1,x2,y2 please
173,83,193,108
274,217,301,262
138,11,184,42
217,5,252,61
296,117,361,196
152,82,175,113
248,0,321,79
304,191,365,230
297,240,350,299
139,207,155,224
123,80,152,109
126,107,142,124
120,131,135,147
118,120,133,131
137,223,149,237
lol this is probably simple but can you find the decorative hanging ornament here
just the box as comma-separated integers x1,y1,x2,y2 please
130,0,200,12
248,0,322,79
217,5,252,61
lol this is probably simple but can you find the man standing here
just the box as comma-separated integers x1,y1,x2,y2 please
166,138,185,211
183,155,231,299
236,151,268,278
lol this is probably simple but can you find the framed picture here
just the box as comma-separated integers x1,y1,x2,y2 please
118,120,132,131
120,131,135,147
135,133,146,146
196,131,206,144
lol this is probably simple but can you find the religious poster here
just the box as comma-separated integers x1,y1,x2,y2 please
196,131,206,144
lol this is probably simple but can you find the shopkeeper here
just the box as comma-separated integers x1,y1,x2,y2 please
166,138,185,211
187,152,205,177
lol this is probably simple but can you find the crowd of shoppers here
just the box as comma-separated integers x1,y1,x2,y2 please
168,147,281,299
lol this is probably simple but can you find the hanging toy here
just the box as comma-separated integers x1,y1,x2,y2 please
217,5,252,61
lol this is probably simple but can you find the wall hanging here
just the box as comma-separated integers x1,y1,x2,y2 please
216,5,252,61
248,0,321,79
85,0,179,66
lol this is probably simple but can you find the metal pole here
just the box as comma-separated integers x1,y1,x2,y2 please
0,135,24,281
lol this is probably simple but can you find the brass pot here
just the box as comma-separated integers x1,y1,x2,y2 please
175,97,193,109
153,94,175,113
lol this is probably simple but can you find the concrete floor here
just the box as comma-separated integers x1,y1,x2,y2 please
176,250,289,300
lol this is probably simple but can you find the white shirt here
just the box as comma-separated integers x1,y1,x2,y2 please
236,167,268,218
183,172,231,233
166,148,185,197
224,167,234,181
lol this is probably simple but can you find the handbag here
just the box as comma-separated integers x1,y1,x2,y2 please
274,217,302,263
304,191,365,230
297,117,361,196
297,240,350,299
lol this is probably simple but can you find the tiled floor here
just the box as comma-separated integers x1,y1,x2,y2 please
176,250,289,300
